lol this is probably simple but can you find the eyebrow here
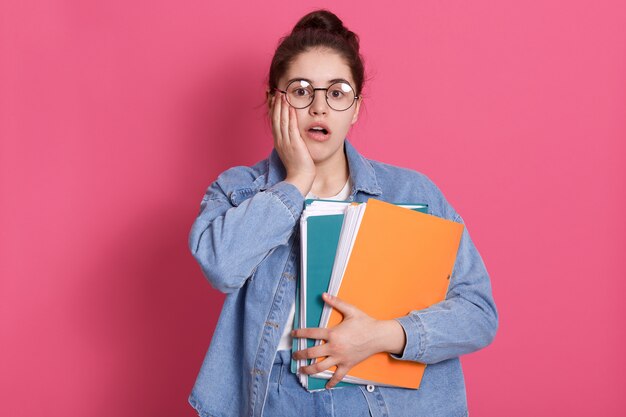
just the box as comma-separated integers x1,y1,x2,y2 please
286,77,352,86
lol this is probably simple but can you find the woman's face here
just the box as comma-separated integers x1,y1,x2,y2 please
275,48,361,166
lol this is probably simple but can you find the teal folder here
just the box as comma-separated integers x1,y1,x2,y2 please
297,213,352,390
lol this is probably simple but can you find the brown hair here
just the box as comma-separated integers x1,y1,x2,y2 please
268,10,365,96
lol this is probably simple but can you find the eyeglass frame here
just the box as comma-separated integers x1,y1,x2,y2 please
274,79,360,112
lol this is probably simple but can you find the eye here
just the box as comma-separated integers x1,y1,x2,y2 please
287,80,312,98
293,88,310,97
328,83,353,100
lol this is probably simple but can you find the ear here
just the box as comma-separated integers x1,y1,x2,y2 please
350,97,362,125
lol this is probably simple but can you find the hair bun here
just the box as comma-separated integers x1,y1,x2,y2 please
292,10,347,37
292,10,359,52
269,9,365,96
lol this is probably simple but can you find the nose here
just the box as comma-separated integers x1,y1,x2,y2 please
308,89,329,115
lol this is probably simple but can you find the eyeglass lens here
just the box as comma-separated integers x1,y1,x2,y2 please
285,80,356,111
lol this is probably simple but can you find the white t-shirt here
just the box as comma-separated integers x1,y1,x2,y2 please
276,177,352,351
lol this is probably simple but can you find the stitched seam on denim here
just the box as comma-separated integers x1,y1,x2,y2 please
374,389,390,417
278,360,285,386
267,188,298,221
189,394,220,417
191,198,230,254
263,155,278,189
360,157,382,194
409,313,427,360
253,236,297,417
358,386,379,417
253,173,267,189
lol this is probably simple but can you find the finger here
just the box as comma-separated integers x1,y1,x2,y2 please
300,356,336,376
292,327,329,341
271,92,282,145
326,366,349,389
288,105,302,144
292,343,330,361
280,93,291,144
323,292,357,318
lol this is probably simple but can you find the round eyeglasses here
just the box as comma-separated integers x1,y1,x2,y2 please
275,79,359,112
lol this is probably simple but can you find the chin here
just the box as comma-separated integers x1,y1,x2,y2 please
307,149,328,164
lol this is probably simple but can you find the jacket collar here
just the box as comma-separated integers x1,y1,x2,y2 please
261,139,382,196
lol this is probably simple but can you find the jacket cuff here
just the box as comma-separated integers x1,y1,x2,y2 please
266,181,305,221
389,314,425,362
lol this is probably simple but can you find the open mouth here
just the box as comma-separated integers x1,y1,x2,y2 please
306,123,331,142
309,127,329,135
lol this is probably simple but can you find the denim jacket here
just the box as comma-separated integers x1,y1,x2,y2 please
188,139,498,417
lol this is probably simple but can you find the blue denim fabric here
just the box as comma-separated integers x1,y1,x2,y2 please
188,139,498,417
263,349,372,417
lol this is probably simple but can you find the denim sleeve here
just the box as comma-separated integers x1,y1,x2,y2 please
390,214,498,364
189,178,304,294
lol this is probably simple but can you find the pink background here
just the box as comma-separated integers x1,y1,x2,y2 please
1,0,625,415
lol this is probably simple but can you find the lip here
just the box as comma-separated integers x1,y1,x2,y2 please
304,122,332,142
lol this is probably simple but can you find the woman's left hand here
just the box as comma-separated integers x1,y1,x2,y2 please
291,292,405,389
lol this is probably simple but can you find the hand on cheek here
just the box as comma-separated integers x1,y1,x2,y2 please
271,93,316,196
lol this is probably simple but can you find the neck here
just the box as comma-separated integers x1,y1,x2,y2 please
310,148,350,198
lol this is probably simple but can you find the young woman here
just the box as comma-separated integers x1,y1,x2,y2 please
188,10,498,417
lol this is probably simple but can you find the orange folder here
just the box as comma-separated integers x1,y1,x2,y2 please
323,198,464,389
